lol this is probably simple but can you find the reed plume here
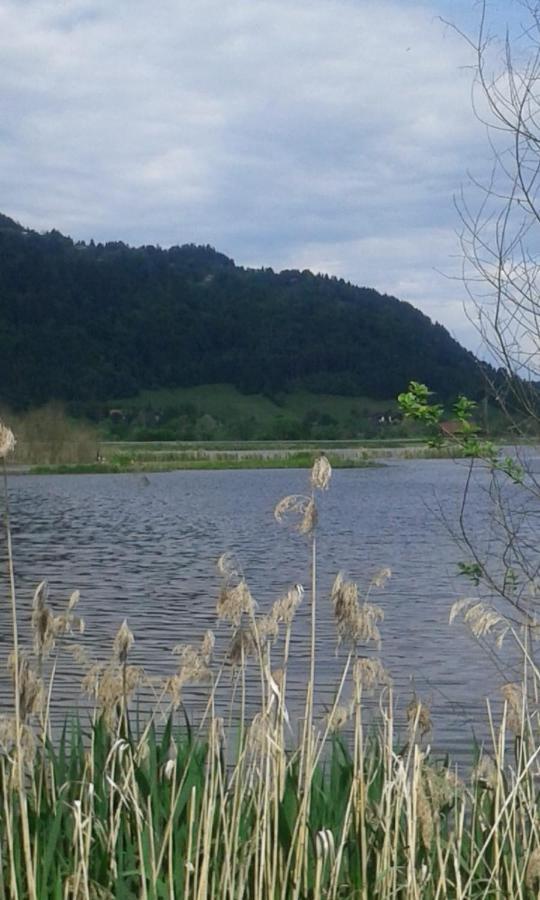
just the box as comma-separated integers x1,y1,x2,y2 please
227,626,256,666
271,582,304,625
331,572,384,647
274,493,317,534
216,552,256,627
31,581,84,665
166,631,215,707
449,596,509,645
217,578,256,626
310,452,332,491
113,619,134,665
0,420,15,458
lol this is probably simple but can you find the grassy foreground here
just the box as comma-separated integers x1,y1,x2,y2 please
0,435,539,898
5,694,540,900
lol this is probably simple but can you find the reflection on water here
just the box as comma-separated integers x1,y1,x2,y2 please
0,461,522,759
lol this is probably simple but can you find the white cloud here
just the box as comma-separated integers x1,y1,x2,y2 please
0,0,512,350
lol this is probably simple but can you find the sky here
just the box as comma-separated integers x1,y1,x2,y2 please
0,0,527,352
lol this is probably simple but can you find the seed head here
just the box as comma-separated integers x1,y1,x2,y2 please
370,567,392,589
300,497,317,534
501,682,524,735
228,627,256,666
407,696,432,737
31,581,53,657
164,674,184,709
271,583,304,626
172,630,214,684
353,658,390,692
311,453,332,491
217,578,255,626
274,494,317,535
31,580,84,659
113,619,134,664
256,613,280,644
8,652,44,720
217,552,241,581
331,573,383,647
93,664,143,724
0,422,15,458
449,597,507,643
326,704,351,732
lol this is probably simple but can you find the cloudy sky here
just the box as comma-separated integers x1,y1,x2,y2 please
0,0,524,351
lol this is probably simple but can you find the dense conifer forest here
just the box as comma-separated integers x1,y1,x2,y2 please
0,212,486,410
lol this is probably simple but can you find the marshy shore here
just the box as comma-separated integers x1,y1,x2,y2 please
25,439,467,475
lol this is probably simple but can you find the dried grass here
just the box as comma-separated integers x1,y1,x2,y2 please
331,572,384,647
274,493,317,534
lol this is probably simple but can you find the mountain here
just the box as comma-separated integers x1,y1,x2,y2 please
0,215,487,410
0,213,25,232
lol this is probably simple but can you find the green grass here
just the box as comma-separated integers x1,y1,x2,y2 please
110,383,391,419
104,383,405,442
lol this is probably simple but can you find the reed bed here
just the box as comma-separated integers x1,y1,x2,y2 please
1,404,98,466
0,428,539,899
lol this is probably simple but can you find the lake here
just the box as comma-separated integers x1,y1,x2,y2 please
0,460,524,760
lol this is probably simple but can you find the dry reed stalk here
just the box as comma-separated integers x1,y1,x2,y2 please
353,684,370,900
213,737,236,900
154,668,228,884
183,785,197,900
376,692,397,897
328,763,356,899
194,719,220,900
1,757,18,900
286,457,331,898
463,738,540,897
1,426,37,900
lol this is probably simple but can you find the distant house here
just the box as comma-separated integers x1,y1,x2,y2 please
108,409,126,423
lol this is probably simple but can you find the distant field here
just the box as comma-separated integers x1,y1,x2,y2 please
109,383,394,418
104,383,408,442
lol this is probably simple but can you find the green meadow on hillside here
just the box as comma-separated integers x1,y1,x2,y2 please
103,384,407,442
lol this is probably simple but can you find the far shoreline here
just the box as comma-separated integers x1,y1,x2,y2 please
18,440,474,475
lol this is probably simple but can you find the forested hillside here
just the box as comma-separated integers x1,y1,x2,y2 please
0,213,486,410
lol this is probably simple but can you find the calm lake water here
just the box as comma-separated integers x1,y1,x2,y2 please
0,460,527,760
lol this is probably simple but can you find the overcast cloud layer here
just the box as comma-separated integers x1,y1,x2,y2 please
0,0,522,350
